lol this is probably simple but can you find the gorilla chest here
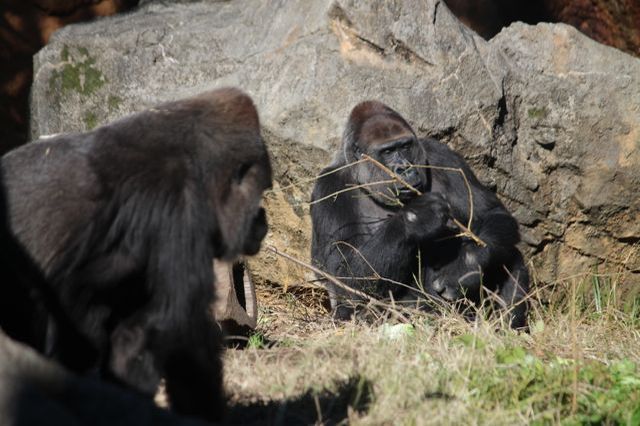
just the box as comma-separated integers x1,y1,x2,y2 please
355,197,396,231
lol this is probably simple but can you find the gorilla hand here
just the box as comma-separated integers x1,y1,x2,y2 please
402,192,454,241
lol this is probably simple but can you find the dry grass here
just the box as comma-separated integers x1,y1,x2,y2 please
222,271,640,425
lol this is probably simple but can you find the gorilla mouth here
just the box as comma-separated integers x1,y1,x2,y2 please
396,183,422,200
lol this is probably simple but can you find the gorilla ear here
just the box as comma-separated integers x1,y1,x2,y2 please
352,141,362,156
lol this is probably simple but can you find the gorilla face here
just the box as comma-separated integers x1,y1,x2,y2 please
347,104,429,206
230,159,271,257
213,140,272,260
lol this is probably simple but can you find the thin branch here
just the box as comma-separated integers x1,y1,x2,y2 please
361,156,486,247
361,154,422,196
411,164,475,231
334,240,381,279
271,152,485,246
451,218,486,248
272,159,368,192
308,179,396,205
332,241,425,295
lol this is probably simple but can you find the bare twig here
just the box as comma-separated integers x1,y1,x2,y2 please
272,159,368,192
411,164,475,231
361,155,486,247
361,154,421,196
308,179,396,205
333,241,427,296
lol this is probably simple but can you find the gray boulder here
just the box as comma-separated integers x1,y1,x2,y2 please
30,0,640,285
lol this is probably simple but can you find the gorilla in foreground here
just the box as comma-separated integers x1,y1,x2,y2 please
0,88,272,421
311,101,528,329
0,329,208,425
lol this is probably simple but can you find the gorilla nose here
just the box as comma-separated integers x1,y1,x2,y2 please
399,167,420,187
400,167,417,178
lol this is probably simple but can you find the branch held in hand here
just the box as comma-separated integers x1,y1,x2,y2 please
361,154,486,247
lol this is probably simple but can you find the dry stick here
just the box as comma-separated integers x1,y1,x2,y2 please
273,156,479,245
335,241,382,279
276,154,484,247
265,245,411,323
411,164,475,231
361,154,421,196
361,154,486,247
309,179,396,205
313,394,323,424
334,241,449,314
272,158,368,193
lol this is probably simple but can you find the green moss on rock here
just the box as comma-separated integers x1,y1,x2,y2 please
108,95,122,111
60,45,70,62
49,46,107,97
527,106,549,120
84,111,98,130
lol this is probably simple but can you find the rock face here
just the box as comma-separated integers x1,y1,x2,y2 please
30,0,640,286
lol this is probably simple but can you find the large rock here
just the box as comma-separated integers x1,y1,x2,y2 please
29,0,640,286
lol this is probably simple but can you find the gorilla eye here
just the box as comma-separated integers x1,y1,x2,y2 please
234,162,252,182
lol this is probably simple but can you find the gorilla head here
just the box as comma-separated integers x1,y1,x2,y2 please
342,101,429,205
187,89,271,259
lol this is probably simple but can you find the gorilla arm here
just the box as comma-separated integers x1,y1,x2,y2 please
106,183,224,422
423,139,521,297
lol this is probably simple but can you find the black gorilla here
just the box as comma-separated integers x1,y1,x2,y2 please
311,101,528,328
0,88,272,421
0,330,209,426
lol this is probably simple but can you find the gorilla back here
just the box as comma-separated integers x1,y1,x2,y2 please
311,101,528,329
0,88,272,421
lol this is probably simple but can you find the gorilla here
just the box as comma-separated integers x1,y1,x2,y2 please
0,88,272,421
311,101,528,329
0,329,208,426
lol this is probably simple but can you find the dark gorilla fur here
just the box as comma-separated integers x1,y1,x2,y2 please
311,101,528,329
0,88,272,421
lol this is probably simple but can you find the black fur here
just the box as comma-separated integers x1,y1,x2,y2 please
0,88,272,421
311,101,528,328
